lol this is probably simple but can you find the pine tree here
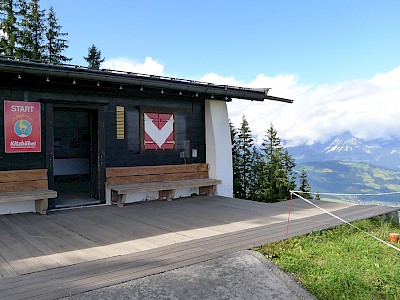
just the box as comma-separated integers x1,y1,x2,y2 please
283,149,297,197
18,0,46,60
0,0,19,56
299,167,312,199
229,120,308,203
230,120,241,199
84,44,105,69
45,6,70,64
259,123,283,202
236,115,255,200
248,144,263,201
259,123,296,202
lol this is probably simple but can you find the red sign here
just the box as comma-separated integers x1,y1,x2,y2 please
144,113,175,150
4,100,41,153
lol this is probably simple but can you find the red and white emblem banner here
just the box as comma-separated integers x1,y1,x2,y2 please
144,113,175,150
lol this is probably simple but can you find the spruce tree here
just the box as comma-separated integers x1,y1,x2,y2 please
45,6,70,64
230,120,241,199
259,123,283,202
0,0,19,56
236,115,255,200
259,123,296,202
299,167,312,199
229,120,307,203
19,0,46,60
283,149,297,197
248,144,263,201
84,44,105,69
14,0,27,57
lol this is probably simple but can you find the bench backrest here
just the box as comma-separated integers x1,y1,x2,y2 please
106,163,210,186
0,169,49,192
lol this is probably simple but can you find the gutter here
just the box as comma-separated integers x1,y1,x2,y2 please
0,58,293,103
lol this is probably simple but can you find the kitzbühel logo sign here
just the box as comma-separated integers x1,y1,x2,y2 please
4,100,41,153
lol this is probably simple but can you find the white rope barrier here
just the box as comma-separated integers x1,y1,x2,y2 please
292,190,400,197
289,191,400,252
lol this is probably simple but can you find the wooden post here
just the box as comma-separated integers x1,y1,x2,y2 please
111,190,125,207
35,199,48,215
159,189,175,201
199,185,216,196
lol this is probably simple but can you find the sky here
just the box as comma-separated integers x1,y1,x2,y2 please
39,0,400,146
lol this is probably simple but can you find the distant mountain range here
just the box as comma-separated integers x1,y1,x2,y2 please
296,161,400,206
288,132,400,171
287,133,400,206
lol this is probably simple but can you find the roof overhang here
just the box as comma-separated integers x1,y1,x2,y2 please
0,58,293,103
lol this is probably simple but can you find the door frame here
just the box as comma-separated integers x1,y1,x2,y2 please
45,103,105,206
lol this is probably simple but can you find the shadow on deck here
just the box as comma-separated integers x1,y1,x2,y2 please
0,196,397,299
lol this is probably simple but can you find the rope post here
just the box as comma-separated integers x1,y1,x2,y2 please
286,191,294,241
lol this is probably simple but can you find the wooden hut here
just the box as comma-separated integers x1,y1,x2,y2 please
0,58,292,214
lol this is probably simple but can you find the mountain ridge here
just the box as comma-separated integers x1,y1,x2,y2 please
287,132,400,171
297,160,400,206
287,133,400,206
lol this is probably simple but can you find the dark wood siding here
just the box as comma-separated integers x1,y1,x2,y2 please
0,72,206,171
104,97,206,167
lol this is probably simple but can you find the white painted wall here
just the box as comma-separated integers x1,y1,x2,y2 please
205,100,233,197
0,201,36,215
105,187,199,205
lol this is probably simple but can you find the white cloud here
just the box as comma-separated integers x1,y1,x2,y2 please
102,57,165,76
200,73,242,86
0,27,7,39
102,57,400,146
222,65,400,146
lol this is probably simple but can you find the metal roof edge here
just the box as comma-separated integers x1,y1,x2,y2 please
0,57,293,103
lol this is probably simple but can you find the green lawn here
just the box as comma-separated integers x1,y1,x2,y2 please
256,218,400,300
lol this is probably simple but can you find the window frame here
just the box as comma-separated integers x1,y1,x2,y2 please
139,107,177,153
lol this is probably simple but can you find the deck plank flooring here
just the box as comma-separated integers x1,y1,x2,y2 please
0,196,397,299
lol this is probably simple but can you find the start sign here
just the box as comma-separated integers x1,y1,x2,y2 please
4,100,41,153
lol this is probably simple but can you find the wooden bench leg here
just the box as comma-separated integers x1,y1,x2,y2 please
159,189,175,201
116,195,126,208
199,185,216,196
111,190,126,207
35,199,48,215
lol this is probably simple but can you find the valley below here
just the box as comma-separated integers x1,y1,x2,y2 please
289,133,400,206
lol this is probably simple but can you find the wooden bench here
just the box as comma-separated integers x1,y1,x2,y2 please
0,169,57,215
106,163,222,207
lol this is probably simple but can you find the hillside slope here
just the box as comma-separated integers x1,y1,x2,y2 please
298,161,400,205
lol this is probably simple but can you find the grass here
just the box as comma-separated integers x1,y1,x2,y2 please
256,218,400,300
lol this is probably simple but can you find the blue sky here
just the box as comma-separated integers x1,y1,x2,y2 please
39,0,400,145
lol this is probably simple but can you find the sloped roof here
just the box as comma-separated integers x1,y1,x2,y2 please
0,57,293,103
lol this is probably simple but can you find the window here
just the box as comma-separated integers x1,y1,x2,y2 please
144,112,175,150
116,106,125,140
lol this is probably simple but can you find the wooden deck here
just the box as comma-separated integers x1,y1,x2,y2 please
0,196,397,299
